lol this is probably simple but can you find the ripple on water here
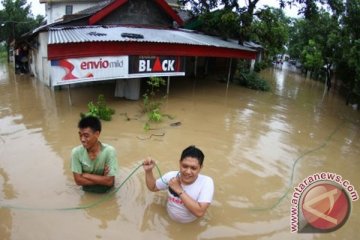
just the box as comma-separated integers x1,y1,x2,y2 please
115,165,144,204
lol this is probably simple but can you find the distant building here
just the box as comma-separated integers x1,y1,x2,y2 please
243,41,264,63
39,0,104,24
39,0,184,24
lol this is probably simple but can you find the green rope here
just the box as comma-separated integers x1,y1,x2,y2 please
0,162,166,211
249,119,346,211
0,119,346,212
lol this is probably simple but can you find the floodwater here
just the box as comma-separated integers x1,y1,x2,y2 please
0,61,359,240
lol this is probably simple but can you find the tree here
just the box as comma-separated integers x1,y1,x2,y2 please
237,0,261,43
301,39,324,72
338,0,360,105
288,8,342,85
0,0,44,60
251,7,290,58
179,0,217,15
180,0,263,43
195,9,240,40
280,0,344,19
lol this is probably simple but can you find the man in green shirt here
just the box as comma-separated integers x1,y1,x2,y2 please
71,116,118,193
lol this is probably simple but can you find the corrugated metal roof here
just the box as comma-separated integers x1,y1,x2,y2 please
244,41,264,49
48,26,255,52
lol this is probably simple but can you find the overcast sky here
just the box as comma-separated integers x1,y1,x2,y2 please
28,0,299,18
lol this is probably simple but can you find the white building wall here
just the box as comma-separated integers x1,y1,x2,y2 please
45,2,100,24
30,32,50,86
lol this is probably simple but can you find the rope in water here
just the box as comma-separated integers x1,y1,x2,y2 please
0,119,346,212
248,119,346,211
0,162,165,211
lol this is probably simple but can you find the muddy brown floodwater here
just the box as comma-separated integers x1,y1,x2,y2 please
0,61,359,240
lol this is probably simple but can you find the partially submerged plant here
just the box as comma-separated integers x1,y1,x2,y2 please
237,72,271,91
234,60,270,92
81,94,115,121
142,77,167,130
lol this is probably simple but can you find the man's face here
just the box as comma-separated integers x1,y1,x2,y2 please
78,127,99,150
179,157,202,185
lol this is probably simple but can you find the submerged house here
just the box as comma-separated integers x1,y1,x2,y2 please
28,0,256,99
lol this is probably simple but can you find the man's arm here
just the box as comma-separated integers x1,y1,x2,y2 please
179,193,210,217
168,177,211,217
73,172,115,187
143,157,159,192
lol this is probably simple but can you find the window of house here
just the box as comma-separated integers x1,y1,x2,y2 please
65,5,73,15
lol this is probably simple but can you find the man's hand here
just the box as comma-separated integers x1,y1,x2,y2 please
168,176,183,195
143,157,158,192
143,157,155,172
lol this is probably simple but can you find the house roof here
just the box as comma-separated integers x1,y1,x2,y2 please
48,25,253,51
243,41,264,50
47,25,256,60
32,1,256,61
30,0,184,34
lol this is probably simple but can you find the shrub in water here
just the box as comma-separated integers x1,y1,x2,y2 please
81,94,115,121
238,72,270,91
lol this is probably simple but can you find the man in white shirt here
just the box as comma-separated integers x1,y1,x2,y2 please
143,145,214,223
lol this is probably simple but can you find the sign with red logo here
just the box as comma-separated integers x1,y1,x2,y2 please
51,56,185,86
291,173,358,233
299,182,351,232
51,56,128,86
129,56,185,77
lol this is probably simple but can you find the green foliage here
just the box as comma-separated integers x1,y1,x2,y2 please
254,60,269,72
81,94,115,121
0,44,6,59
179,0,218,16
237,72,270,91
142,76,165,113
144,122,150,131
0,0,44,59
234,61,270,91
142,77,167,130
286,1,360,104
148,108,162,122
301,39,324,71
346,39,360,99
252,7,289,59
288,11,340,81
199,9,240,39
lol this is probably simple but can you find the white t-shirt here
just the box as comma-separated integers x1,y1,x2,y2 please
156,171,214,223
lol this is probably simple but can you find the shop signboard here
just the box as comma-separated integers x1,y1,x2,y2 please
129,56,185,77
50,55,185,86
50,56,128,86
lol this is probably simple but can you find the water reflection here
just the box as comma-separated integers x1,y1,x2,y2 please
0,167,15,240
80,192,120,229
0,61,359,239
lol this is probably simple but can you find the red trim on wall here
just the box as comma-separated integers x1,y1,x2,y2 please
48,42,256,60
89,0,128,25
154,0,184,26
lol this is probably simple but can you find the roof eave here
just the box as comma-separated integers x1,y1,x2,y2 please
48,42,256,60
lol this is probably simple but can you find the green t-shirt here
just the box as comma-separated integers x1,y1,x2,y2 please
71,142,118,193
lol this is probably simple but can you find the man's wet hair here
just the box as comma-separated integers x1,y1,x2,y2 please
78,116,102,133
180,145,204,166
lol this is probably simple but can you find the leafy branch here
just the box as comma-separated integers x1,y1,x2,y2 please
81,94,115,121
